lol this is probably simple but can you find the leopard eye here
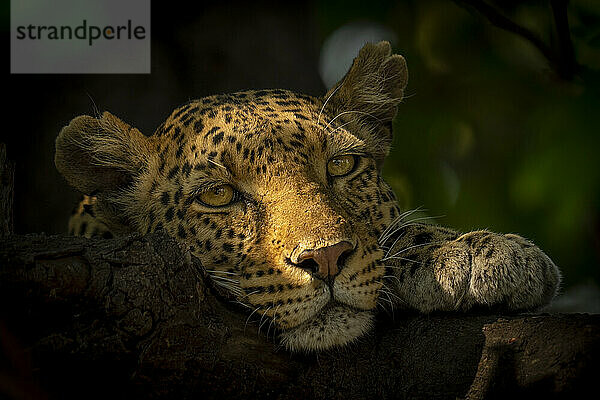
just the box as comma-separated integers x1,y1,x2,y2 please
197,185,235,207
327,155,356,177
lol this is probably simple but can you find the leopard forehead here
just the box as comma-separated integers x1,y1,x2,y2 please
147,89,377,205
153,89,364,168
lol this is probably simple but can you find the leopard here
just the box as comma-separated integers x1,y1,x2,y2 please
55,41,561,352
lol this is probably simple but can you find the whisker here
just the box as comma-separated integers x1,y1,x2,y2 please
258,306,272,336
378,207,424,244
381,256,428,265
383,274,402,285
382,221,436,258
209,275,239,284
380,283,405,303
232,301,253,310
377,294,394,315
207,158,227,170
206,269,238,275
383,240,445,260
327,119,354,135
380,218,446,259
86,92,101,119
402,214,445,224
325,110,383,131
245,306,261,332
383,233,405,259
210,276,243,290
380,215,444,247
317,83,343,126
378,288,396,306
381,290,401,304
214,284,244,296
267,305,281,340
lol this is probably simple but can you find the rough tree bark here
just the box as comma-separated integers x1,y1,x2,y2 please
0,148,598,399
1,233,598,400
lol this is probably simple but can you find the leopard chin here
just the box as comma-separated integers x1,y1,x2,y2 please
278,305,374,352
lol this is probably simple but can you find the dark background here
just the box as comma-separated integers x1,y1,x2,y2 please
3,0,600,301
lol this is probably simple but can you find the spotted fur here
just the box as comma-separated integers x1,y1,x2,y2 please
56,42,560,352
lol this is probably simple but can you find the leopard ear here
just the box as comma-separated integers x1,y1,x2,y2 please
55,111,151,194
55,112,152,231
323,41,408,166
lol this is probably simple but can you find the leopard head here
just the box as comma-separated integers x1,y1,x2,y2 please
55,42,408,351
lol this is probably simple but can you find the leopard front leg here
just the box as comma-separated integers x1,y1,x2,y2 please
381,224,561,313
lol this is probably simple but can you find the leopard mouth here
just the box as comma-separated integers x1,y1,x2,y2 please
240,245,384,351
277,301,374,352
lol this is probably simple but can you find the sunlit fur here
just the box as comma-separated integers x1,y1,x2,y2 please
56,96,399,351
56,42,560,352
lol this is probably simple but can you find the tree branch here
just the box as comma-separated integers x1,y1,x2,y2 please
1,233,598,399
550,0,577,79
452,0,580,79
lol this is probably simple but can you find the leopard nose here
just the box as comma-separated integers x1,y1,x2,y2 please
296,241,354,279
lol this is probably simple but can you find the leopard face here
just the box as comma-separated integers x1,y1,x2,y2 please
55,42,408,351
